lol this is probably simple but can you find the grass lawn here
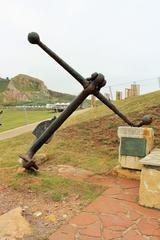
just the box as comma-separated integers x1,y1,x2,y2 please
1,90,160,171
0,118,107,202
0,109,58,132
1,90,160,202
0,168,105,203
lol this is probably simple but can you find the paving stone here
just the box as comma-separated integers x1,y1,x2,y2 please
103,228,122,239
126,201,160,219
113,187,139,202
102,186,122,196
128,210,141,221
100,213,132,229
113,192,138,202
137,218,160,236
70,212,98,226
108,225,125,231
49,176,160,239
79,222,101,238
85,196,126,214
123,229,143,240
79,236,101,240
49,224,76,240
117,178,139,188
150,236,160,240
124,187,139,195
87,175,116,186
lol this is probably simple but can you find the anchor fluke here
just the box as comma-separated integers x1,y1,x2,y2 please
141,115,152,125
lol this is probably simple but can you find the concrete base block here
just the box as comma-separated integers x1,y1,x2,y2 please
120,155,142,170
139,166,160,209
112,165,141,180
118,126,154,170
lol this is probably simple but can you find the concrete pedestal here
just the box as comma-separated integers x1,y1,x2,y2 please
139,148,160,209
118,127,154,170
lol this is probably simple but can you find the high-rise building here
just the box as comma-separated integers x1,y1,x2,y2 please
125,84,140,99
125,88,132,98
131,84,140,96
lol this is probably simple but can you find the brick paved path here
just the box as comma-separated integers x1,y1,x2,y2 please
49,176,160,240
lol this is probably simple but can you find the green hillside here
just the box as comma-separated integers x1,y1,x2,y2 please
39,90,160,173
1,90,160,174
12,74,48,92
48,89,75,102
0,78,9,92
0,74,76,105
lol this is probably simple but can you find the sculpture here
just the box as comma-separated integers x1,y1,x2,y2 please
19,32,152,170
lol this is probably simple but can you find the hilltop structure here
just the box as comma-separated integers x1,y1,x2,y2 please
125,83,140,99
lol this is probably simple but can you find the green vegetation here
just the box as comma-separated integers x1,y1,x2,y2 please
1,90,160,202
12,75,45,92
0,169,104,203
0,109,59,132
48,89,75,103
51,192,68,202
0,74,76,105
1,90,160,170
0,78,9,92
61,90,160,129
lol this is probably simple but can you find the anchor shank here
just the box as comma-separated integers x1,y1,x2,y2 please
27,88,91,159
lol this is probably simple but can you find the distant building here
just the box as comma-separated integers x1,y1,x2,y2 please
116,91,123,100
125,88,132,98
131,84,140,96
125,84,140,99
46,102,70,112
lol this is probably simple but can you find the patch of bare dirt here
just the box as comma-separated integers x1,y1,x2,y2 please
0,184,86,240
58,105,160,151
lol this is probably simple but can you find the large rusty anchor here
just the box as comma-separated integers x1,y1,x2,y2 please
19,32,152,170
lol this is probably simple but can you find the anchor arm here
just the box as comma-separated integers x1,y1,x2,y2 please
28,32,152,128
95,92,152,127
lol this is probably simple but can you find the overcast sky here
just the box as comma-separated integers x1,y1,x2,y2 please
1,0,160,98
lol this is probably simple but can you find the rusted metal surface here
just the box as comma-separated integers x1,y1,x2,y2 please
19,32,152,170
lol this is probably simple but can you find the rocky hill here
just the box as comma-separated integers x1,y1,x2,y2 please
0,74,75,105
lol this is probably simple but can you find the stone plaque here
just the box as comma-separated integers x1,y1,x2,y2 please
121,137,146,157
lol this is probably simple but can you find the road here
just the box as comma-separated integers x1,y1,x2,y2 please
0,108,90,141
